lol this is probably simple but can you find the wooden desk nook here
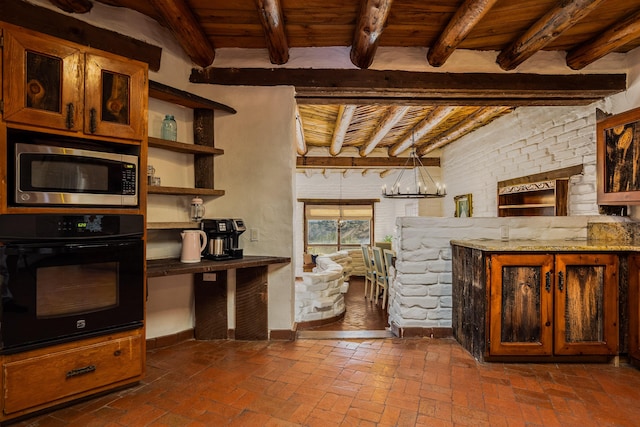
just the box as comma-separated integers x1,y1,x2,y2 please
147,256,291,341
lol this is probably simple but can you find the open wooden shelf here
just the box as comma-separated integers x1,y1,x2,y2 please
146,221,202,230
148,80,236,113
147,186,225,197
148,137,224,155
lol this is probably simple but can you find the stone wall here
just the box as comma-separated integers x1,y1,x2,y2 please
389,216,632,335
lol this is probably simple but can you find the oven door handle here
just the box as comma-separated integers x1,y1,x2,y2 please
65,241,136,251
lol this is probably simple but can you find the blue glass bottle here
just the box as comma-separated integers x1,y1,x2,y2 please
161,114,177,141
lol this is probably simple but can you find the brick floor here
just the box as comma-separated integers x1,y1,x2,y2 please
8,277,640,426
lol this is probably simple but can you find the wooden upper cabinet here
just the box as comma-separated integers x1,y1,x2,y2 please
3,28,83,132
84,54,146,140
2,26,147,141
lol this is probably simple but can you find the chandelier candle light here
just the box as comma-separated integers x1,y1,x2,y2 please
382,148,446,199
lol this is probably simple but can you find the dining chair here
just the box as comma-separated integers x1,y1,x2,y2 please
360,244,376,300
371,246,388,308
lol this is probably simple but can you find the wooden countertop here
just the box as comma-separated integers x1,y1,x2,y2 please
146,255,291,277
450,239,640,252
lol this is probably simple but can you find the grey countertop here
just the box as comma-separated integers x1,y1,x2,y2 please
450,239,640,252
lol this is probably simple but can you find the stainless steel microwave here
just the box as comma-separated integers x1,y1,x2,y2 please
14,143,138,207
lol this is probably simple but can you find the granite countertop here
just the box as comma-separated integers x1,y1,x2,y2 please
450,239,640,252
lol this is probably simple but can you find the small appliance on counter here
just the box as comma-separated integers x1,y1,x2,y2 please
202,218,246,260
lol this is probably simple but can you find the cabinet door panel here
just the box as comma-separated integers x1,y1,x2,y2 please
489,254,554,356
630,255,640,366
84,54,146,140
554,254,618,355
3,29,82,131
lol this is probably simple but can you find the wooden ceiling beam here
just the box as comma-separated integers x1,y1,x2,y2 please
48,0,93,13
566,9,640,70
330,105,357,156
148,0,215,68
297,156,440,169
350,0,394,69
254,0,289,64
418,107,512,155
496,0,607,71
389,106,457,156
427,0,499,67
359,106,410,156
191,68,626,106
295,106,307,155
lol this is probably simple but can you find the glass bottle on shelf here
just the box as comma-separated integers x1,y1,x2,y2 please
190,197,205,222
161,114,177,141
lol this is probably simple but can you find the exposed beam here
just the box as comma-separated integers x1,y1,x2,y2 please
350,0,394,69
1,0,162,71
297,156,440,169
566,9,640,70
191,68,626,106
330,105,357,156
295,107,307,155
418,107,512,155
254,0,289,64
148,0,215,68
389,106,457,156
496,0,607,71
359,106,410,156
427,0,499,67
48,0,92,13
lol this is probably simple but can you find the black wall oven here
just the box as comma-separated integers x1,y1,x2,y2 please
0,214,144,354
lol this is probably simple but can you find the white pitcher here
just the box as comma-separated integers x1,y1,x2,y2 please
180,230,207,263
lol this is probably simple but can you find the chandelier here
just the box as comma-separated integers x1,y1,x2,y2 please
382,147,446,199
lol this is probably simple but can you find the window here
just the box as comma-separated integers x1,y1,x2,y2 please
304,202,374,255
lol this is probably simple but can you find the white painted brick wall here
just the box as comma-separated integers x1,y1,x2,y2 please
441,105,600,218
388,216,603,330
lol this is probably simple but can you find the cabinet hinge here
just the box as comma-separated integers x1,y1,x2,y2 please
0,34,3,48
0,99,3,115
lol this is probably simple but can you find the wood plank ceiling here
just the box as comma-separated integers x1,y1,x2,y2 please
50,0,640,171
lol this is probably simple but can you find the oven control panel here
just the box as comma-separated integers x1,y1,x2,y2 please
0,214,143,240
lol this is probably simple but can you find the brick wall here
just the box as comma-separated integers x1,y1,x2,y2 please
442,105,599,217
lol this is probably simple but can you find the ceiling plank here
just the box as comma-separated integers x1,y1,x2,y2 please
427,0,499,67
350,0,394,69
254,0,289,64
48,0,92,13
148,0,215,68
297,156,440,168
389,106,458,156
418,106,512,155
566,9,640,70
191,68,626,106
359,106,410,156
496,0,607,71
330,105,357,156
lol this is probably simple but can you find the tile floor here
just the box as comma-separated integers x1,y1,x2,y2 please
9,277,640,426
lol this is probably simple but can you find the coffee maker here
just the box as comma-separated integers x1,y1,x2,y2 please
202,218,246,260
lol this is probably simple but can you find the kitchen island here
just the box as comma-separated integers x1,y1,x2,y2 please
451,239,638,363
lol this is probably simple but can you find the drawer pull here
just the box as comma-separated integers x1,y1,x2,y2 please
66,364,96,379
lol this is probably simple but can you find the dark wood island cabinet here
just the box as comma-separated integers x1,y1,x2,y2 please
452,240,630,363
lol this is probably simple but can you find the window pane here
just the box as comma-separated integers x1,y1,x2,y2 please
308,220,338,244
340,220,370,244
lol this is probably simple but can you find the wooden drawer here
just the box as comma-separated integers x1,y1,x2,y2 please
3,333,142,415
